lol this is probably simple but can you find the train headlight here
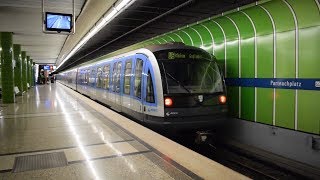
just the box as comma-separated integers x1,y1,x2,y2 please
219,95,227,104
164,97,173,107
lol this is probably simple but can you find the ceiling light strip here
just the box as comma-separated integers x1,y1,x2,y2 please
56,0,135,71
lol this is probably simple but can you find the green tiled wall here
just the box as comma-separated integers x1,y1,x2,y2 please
95,0,320,134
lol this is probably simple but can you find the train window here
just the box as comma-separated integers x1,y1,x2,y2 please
112,62,117,92
97,67,102,88
85,69,90,84
90,69,95,86
115,62,122,93
124,60,132,95
112,62,122,93
103,65,110,90
134,58,143,98
146,70,155,103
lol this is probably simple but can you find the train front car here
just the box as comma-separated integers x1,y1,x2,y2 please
148,44,228,131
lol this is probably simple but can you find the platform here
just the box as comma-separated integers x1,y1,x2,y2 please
0,83,247,179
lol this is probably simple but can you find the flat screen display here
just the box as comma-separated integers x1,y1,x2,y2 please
43,65,50,70
45,12,72,32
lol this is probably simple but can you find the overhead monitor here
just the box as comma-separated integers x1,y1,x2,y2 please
45,12,72,32
43,65,50,70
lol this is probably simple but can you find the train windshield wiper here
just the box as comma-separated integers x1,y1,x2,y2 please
165,72,191,93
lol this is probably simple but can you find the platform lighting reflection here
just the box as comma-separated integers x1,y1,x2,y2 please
78,110,137,172
35,86,40,108
56,87,137,174
55,90,101,180
56,0,136,71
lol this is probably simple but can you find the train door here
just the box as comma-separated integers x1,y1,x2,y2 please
122,57,134,115
111,60,123,112
131,54,146,121
75,68,78,91
89,66,96,99
142,59,157,121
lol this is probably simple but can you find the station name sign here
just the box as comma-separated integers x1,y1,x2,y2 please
225,78,320,91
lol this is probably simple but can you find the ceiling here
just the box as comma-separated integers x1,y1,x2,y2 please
58,0,256,71
0,0,255,68
0,0,86,64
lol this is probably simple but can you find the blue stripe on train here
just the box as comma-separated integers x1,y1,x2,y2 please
225,78,320,91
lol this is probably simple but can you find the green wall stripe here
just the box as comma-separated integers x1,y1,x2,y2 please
153,38,161,44
199,24,215,55
290,0,320,133
189,26,204,47
160,37,168,43
227,12,255,121
258,5,277,125
245,5,274,125
211,20,227,76
262,0,296,129
185,26,202,47
171,33,184,43
225,15,242,118
214,17,240,117
282,0,299,130
288,0,320,28
240,11,258,122
165,34,175,42
316,0,320,10
156,37,166,44
177,31,192,45
180,30,194,46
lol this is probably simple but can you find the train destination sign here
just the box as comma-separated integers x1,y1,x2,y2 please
154,49,211,61
167,52,205,60
225,78,320,91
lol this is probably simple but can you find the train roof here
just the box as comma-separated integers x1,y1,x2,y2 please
144,42,208,54
58,43,212,73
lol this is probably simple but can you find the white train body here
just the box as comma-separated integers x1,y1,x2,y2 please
58,43,228,131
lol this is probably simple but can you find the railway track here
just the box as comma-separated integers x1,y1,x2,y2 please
167,133,309,180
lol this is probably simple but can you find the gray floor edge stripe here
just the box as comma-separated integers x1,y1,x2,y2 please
0,150,153,173
68,150,152,164
0,139,135,156
60,84,203,180
1,110,97,119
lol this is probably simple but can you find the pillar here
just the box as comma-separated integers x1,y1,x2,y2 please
0,32,14,103
13,44,22,95
0,34,2,92
29,59,33,87
26,56,30,88
21,51,27,92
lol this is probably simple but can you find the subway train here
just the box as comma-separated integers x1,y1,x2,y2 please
57,43,228,131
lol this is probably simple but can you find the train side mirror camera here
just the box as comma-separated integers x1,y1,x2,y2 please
44,12,73,33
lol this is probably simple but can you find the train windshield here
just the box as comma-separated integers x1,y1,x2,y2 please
160,59,223,94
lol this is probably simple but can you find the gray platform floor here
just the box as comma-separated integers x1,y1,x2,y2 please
0,84,196,179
